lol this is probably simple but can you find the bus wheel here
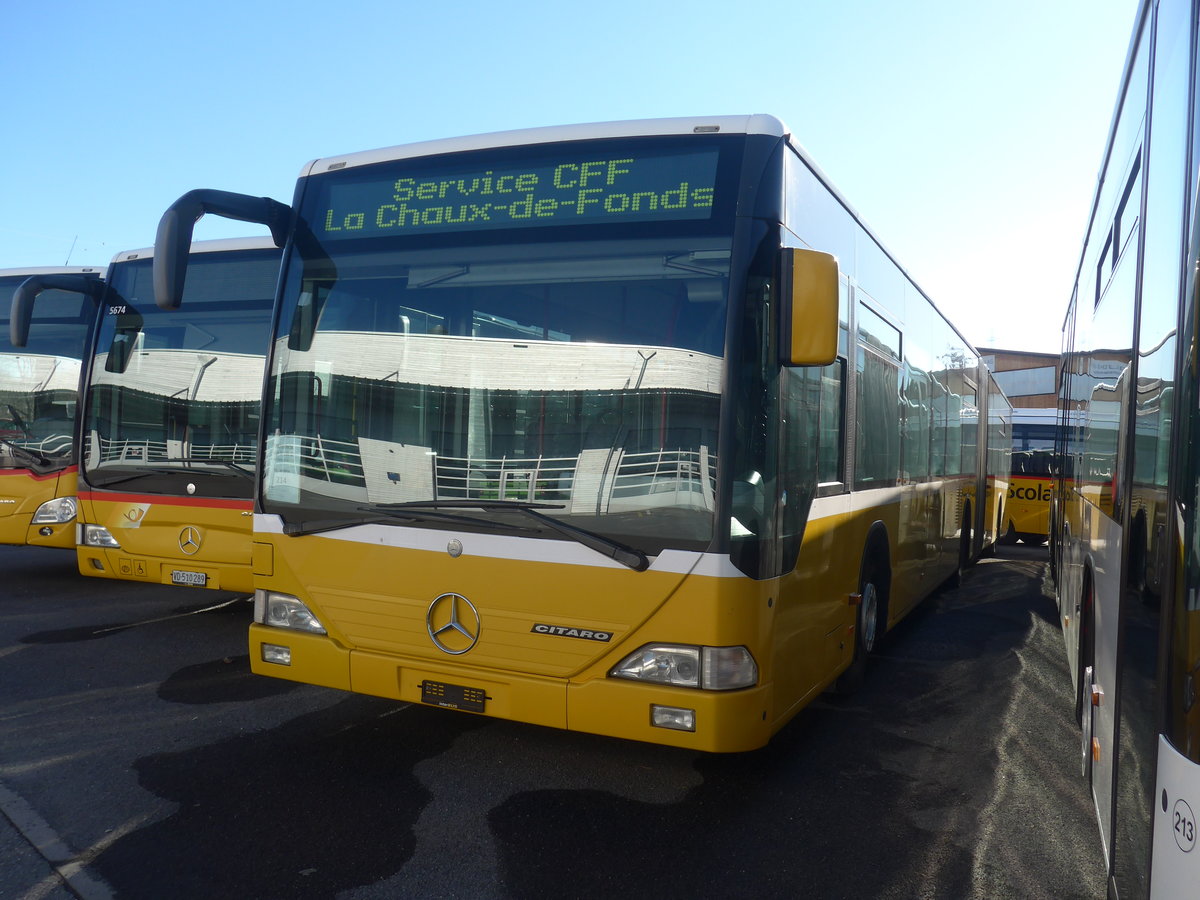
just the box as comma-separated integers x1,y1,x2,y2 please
958,515,973,575
835,557,887,693
1074,574,1095,727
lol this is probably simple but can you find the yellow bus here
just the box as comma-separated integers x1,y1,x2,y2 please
155,116,1008,751
1002,407,1054,545
1054,0,1200,894
1,266,103,548
13,238,280,591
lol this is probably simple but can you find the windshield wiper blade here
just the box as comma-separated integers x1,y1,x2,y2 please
282,506,540,537
90,459,254,488
167,457,255,478
356,506,541,532
373,500,649,571
372,499,565,511
0,438,50,467
283,515,392,536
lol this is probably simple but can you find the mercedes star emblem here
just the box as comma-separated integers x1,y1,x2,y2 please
178,526,202,556
426,592,480,655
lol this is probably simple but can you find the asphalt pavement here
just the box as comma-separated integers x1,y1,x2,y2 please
0,542,1107,899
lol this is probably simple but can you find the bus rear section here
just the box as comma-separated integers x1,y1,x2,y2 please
1004,408,1054,544
1,266,102,548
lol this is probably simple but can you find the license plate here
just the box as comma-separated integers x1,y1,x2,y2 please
420,680,487,713
170,569,207,587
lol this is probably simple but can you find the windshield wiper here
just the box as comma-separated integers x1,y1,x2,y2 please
283,505,542,537
87,459,253,489
166,457,255,478
0,438,50,467
372,500,650,572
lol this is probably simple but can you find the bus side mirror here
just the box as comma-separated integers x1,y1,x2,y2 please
10,274,106,347
104,329,139,374
154,189,291,311
102,302,144,375
781,248,838,366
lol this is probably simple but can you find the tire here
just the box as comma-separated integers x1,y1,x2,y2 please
1074,575,1095,727
958,516,973,575
835,556,887,693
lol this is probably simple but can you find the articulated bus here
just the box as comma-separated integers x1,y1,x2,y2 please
0,266,102,548
155,115,1009,752
1003,407,1055,545
1054,0,1200,895
14,238,280,592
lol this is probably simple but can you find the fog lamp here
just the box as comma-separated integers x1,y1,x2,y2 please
261,643,292,666
651,705,696,731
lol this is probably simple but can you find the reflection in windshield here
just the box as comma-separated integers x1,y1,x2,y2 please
82,251,278,488
264,239,730,552
0,278,94,470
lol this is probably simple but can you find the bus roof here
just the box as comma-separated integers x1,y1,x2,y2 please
0,266,104,278
110,234,280,264
298,114,789,178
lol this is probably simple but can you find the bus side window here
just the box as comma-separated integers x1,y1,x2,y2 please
818,357,845,489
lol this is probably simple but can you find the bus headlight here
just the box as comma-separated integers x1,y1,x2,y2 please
610,644,757,690
81,523,120,548
254,589,327,635
32,497,77,524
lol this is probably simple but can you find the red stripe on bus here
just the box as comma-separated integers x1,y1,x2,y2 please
0,466,77,482
77,491,253,510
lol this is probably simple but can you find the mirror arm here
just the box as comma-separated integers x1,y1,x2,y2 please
10,274,106,347
154,189,291,311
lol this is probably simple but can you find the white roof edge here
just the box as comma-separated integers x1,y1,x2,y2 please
110,234,279,264
298,114,789,177
0,265,104,277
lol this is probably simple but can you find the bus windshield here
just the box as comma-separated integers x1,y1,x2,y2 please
83,249,278,491
262,136,743,554
0,275,95,470
265,234,731,554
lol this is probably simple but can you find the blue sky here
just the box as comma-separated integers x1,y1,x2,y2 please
2,0,1136,352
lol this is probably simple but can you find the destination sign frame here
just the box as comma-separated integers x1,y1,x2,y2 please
312,146,722,240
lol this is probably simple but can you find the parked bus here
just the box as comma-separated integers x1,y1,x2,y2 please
1002,407,1055,544
13,237,280,592
0,266,102,548
1054,0,1200,895
155,115,1008,752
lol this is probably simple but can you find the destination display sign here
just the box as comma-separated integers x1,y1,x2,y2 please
315,149,720,238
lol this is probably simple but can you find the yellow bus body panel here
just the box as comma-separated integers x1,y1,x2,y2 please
0,467,78,549
76,491,255,592
250,477,973,751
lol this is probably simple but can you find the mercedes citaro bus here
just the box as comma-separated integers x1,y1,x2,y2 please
1,266,102,548
13,238,280,591
154,115,1009,752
